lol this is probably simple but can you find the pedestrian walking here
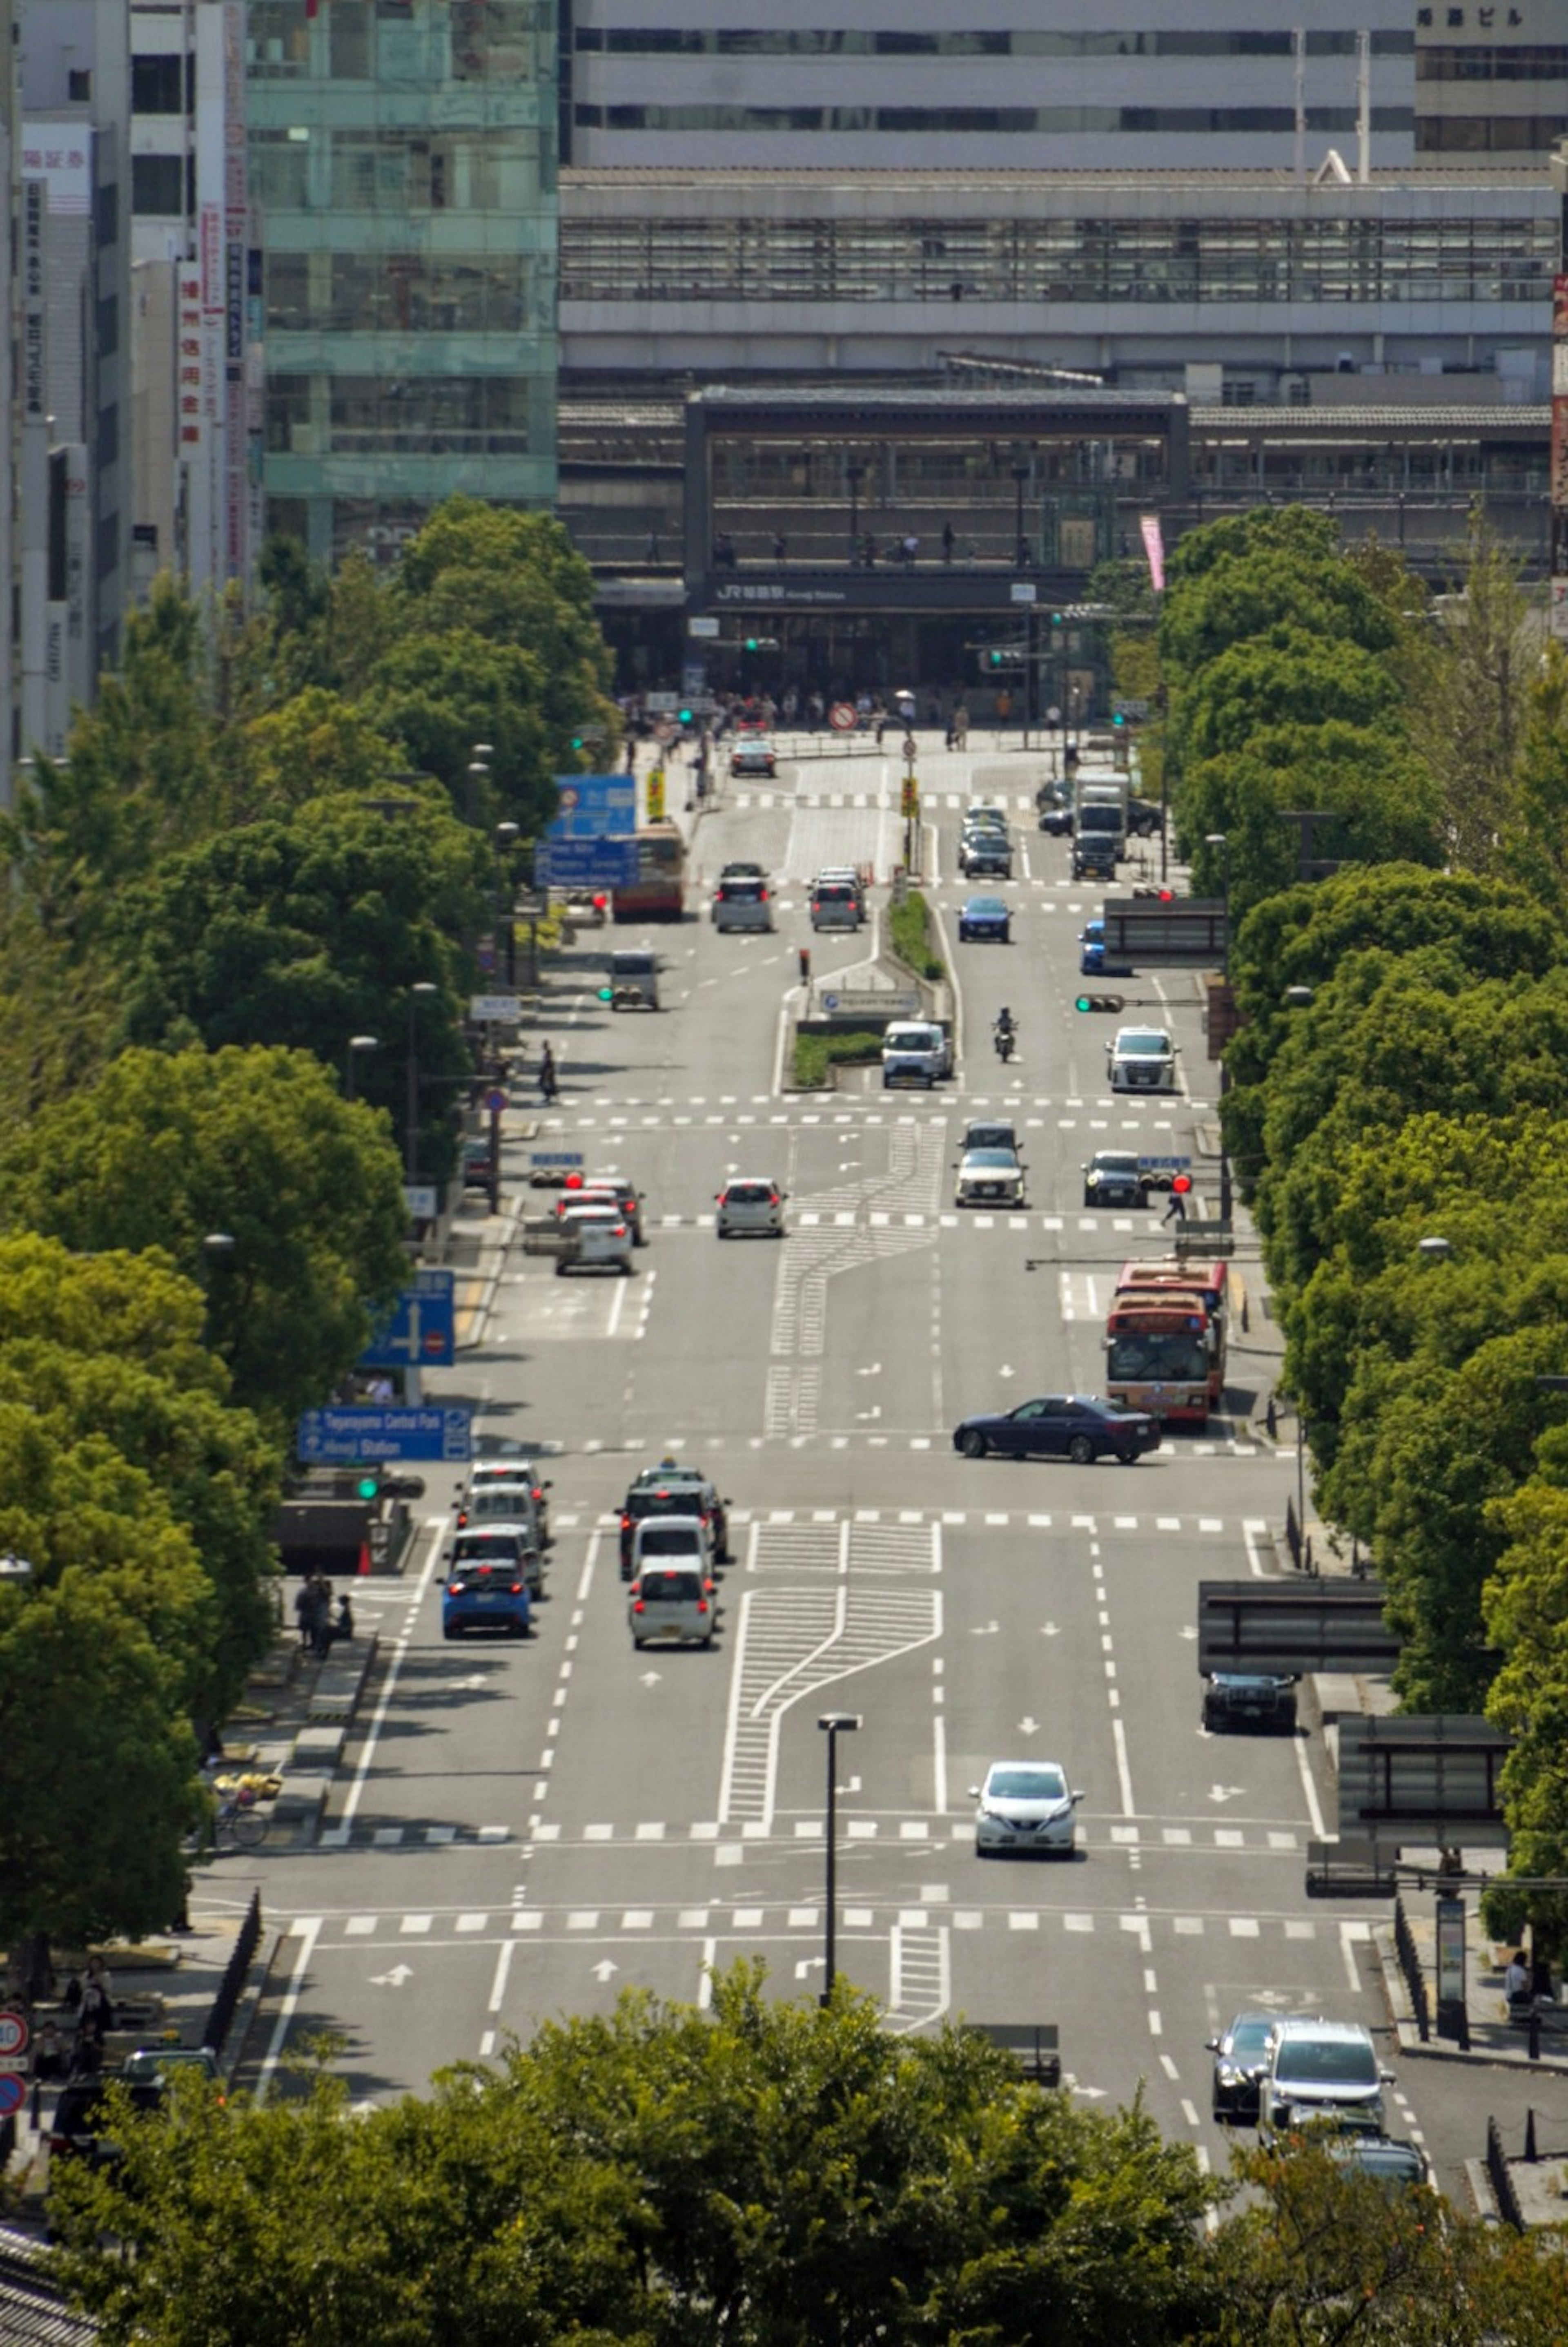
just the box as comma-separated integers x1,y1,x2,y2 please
797,946,811,988
294,1577,315,1649
952,703,970,751
1163,1187,1187,1227
75,1958,115,2060
1505,1949,1530,2006
539,1042,559,1104
311,1575,334,1660
901,533,919,569
332,1593,355,1647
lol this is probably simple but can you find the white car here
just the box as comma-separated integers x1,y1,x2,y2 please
628,1560,719,1649
715,1177,787,1237
882,1021,950,1088
555,1203,634,1275
729,734,777,776
1107,1024,1178,1093
457,1455,554,1544
971,1761,1083,1858
954,1147,1026,1207
1260,2019,1392,2133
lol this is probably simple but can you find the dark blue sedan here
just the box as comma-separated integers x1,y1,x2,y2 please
952,1394,1160,1464
958,895,1011,943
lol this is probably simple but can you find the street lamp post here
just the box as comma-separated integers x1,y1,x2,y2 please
405,982,439,1185
345,1033,379,1103
1205,832,1234,1227
494,821,520,989
817,1711,861,2006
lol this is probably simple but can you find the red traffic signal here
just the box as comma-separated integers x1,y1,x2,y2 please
1171,1174,1192,1194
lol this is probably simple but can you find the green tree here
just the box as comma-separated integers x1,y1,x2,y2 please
1209,2134,1568,2344
1480,1452,1568,1953
51,1966,1219,2347
1401,509,1535,874
0,1563,200,1962
1501,638,1568,914
230,686,411,823
0,1046,408,1431
367,628,556,834
111,795,483,1178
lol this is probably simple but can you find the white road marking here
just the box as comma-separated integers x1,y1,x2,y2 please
488,1939,514,2014
1111,1716,1136,1816
1294,1731,1326,1840
256,1918,321,2104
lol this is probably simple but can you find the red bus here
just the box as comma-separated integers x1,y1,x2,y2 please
1117,1258,1232,1332
1104,1296,1218,1426
612,822,686,921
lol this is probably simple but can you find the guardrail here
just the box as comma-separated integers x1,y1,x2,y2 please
1486,2113,1526,2230
203,1889,263,2059
1392,1894,1430,2042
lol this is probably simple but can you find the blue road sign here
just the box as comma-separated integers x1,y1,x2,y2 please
530,1151,584,1168
534,836,641,890
550,774,636,839
296,1405,472,1464
359,1275,456,1371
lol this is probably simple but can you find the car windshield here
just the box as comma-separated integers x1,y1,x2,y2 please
965,1126,1018,1152
470,1488,532,1517
1227,2019,1274,2057
965,898,1006,915
1119,1034,1171,1056
455,1533,521,1558
965,1150,1018,1170
890,1028,939,1049
1276,2037,1379,2086
988,1767,1067,1801
1108,1332,1210,1381
644,1571,703,1600
639,1526,702,1554
1092,1154,1140,1176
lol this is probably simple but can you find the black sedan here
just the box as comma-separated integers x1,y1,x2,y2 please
1081,1149,1149,1209
958,895,1011,943
1206,2011,1277,2124
951,1394,1160,1465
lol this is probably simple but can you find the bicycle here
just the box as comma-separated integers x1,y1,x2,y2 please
184,1791,268,1856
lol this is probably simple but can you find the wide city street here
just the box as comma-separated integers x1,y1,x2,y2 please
239,736,1502,2205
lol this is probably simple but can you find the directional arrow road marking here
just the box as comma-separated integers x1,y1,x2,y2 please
855,1406,882,1421
795,1957,826,1980
1040,1622,1061,1637
997,1364,1016,1379
1017,1716,1040,1737
1209,1784,1246,1804
971,1620,1000,1636
639,1670,662,1687
1067,2079,1107,2099
591,1959,619,1983
370,1965,414,1987
856,1361,882,1376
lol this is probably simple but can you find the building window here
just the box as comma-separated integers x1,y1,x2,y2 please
132,154,186,216
131,53,187,114
95,180,119,249
68,69,92,102
97,294,119,358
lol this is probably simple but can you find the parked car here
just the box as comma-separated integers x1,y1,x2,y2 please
951,1394,1160,1464
1203,1672,1298,1733
958,895,1011,943
715,1176,787,1237
1206,2010,1278,2123
971,1760,1083,1858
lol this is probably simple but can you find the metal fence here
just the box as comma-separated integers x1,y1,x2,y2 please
1486,2113,1526,2231
203,1889,263,2061
1392,1894,1430,2042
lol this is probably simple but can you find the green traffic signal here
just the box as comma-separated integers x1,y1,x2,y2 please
1074,995,1093,1013
356,1471,380,1501
597,985,614,1002
678,707,693,723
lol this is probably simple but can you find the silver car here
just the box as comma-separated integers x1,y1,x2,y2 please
712,877,774,932
971,1761,1083,1858
715,1177,787,1237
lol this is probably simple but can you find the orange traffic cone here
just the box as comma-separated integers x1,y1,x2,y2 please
357,1536,372,1578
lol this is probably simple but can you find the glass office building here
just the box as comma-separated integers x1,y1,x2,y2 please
248,0,557,563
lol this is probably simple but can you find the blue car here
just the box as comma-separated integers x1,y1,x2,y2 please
441,1559,533,1639
958,895,1011,943
1080,919,1105,975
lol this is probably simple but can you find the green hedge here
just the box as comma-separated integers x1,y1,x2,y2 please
792,1030,884,1089
890,890,944,982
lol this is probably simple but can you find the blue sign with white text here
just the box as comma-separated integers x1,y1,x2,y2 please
359,1273,457,1370
550,774,636,839
534,836,641,890
296,1406,472,1464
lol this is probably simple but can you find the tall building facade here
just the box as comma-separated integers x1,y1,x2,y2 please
129,0,262,606
0,0,17,800
563,2,1419,171
248,0,559,564
18,0,133,742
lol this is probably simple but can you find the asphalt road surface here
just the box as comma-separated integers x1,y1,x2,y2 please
243,740,1518,2206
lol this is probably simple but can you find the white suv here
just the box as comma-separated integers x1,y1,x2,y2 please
882,1021,951,1088
628,1560,719,1648
1107,1025,1177,1093
1260,2019,1391,2133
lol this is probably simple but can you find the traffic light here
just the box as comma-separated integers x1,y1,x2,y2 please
678,706,693,725
355,1470,380,1501
1111,710,1127,728
1170,1175,1192,1198
1073,992,1125,1014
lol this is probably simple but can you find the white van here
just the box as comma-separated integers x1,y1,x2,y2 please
628,1561,719,1648
810,879,863,931
629,1515,716,1575
882,1021,951,1089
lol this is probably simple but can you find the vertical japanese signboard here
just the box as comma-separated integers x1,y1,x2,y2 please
1552,274,1568,640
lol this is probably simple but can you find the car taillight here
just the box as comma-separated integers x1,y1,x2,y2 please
612,1225,626,1238
510,1582,524,1596
697,1600,708,1614
769,1194,781,1207
632,1600,645,1613
760,887,768,900
620,1513,632,1530
532,1486,543,1502
456,1509,470,1527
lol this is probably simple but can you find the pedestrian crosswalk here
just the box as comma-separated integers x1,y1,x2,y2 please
308,1901,1372,1949
541,1095,1212,1123
328,1813,1299,1855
